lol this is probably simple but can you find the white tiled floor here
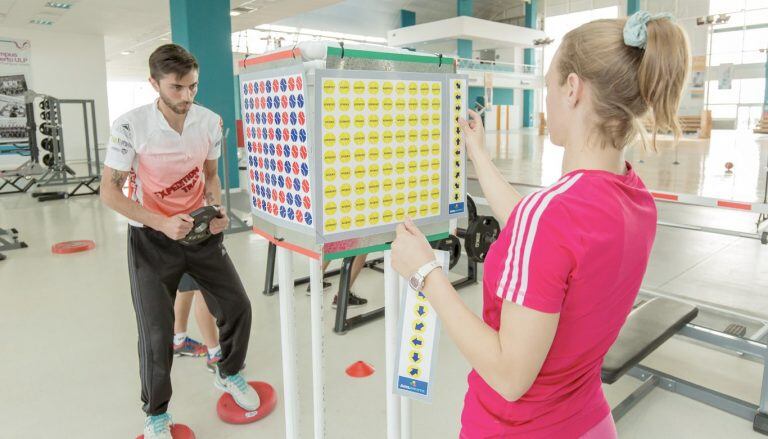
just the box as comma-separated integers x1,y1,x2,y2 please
1,129,768,438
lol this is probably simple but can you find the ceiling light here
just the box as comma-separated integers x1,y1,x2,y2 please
230,10,241,16
120,50,134,55
30,19,54,25
45,2,73,9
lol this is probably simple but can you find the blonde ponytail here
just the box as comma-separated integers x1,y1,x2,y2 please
556,13,691,151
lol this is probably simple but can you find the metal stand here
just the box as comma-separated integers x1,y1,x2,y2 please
275,246,326,439
220,128,250,235
383,250,406,439
758,163,768,244
333,256,386,335
262,241,346,296
277,246,300,438
0,227,27,252
0,173,37,194
32,97,101,201
309,258,326,439
0,97,44,194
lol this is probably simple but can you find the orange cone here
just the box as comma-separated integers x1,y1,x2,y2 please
346,361,375,378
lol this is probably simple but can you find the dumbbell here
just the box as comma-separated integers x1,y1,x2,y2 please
41,138,53,152
39,122,58,136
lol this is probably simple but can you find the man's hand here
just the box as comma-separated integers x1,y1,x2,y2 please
158,214,194,240
209,206,229,235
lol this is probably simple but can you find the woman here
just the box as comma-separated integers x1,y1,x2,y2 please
391,11,690,438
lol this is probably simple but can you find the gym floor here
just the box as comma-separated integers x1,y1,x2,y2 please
1,129,767,438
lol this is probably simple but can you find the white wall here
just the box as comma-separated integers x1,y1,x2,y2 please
0,26,109,167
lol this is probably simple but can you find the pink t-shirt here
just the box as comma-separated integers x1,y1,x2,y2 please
461,163,657,438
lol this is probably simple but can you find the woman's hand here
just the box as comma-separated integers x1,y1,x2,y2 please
391,217,436,279
458,109,487,162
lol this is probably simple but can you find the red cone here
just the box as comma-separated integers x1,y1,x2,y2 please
346,361,375,378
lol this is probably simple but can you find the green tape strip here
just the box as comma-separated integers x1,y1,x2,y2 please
327,47,454,65
323,232,450,261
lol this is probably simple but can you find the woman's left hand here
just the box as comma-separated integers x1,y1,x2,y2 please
391,217,437,279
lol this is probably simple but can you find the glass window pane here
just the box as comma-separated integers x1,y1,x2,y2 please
709,79,742,103
745,8,768,24
743,28,768,51
710,0,746,14
740,78,766,103
709,104,738,118
710,30,744,54
747,0,768,10
741,50,765,63
710,52,743,65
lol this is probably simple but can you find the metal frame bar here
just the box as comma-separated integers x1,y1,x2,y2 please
623,366,761,423
0,228,27,252
0,175,36,194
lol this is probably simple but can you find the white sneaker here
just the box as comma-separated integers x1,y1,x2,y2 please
143,413,173,439
215,372,261,411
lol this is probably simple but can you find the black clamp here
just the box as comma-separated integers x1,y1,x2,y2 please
339,41,345,59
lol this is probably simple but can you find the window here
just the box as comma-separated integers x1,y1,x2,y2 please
542,6,619,111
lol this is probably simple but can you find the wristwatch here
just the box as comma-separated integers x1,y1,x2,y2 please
408,259,443,291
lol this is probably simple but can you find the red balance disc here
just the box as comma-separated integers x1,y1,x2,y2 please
136,423,195,439
217,381,277,424
51,240,95,254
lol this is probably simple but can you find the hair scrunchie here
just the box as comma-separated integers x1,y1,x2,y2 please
623,10,675,49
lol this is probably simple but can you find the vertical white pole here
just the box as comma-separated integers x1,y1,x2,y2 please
399,271,412,439
383,250,401,439
309,257,325,439
277,246,300,439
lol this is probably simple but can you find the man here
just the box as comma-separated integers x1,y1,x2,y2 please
101,44,258,439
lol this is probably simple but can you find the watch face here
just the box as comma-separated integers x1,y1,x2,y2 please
409,276,421,291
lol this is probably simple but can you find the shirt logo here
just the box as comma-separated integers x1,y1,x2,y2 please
153,167,201,199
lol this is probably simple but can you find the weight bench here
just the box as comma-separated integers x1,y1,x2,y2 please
602,297,698,422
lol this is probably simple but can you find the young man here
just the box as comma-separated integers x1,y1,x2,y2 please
101,44,259,439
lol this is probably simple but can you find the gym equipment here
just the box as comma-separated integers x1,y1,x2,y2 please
346,361,375,378
0,227,28,253
432,235,461,269
458,215,500,263
51,240,95,254
179,206,222,246
39,122,58,136
30,94,101,201
135,424,195,439
605,291,768,435
0,98,43,194
219,127,250,236
216,381,277,424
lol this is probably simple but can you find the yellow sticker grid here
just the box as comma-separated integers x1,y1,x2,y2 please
320,77,443,235
448,79,467,214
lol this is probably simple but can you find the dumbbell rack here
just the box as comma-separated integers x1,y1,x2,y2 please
0,98,45,194
32,96,100,202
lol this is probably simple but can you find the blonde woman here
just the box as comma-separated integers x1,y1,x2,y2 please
391,12,690,438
